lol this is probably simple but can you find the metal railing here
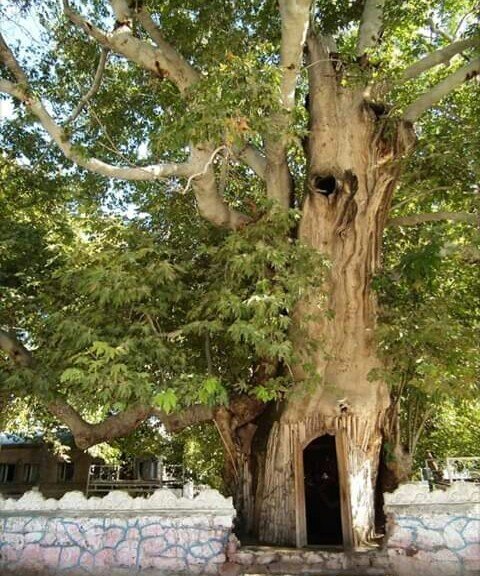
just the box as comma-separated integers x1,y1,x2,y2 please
86,462,185,497
445,457,480,483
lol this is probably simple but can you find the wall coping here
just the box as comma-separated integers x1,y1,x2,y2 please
384,481,480,509
0,488,235,516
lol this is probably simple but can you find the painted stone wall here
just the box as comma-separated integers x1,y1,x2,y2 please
384,482,480,576
0,488,235,575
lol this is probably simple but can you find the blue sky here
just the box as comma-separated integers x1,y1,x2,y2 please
0,3,45,119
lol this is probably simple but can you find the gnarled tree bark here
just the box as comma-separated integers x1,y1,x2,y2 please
224,33,416,547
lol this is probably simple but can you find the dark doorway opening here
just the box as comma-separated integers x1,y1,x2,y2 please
303,435,343,546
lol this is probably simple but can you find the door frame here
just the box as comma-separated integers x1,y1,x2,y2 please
295,430,353,548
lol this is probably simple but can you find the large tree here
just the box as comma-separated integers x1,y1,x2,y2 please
1,0,479,547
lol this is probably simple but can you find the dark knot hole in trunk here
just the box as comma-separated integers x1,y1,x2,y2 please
313,175,337,196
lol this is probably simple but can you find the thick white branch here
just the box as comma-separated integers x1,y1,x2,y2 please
402,57,480,122
233,144,267,180
63,2,266,181
136,7,200,91
64,1,193,94
261,0,312,209
401,37,480,81
388,211,478,227
0,79,194,179
3,4,255,227
0,33,28,84
63,2,110,46
278,0,312,110
356,0,386,56
189,148,250,229
110,0,132,24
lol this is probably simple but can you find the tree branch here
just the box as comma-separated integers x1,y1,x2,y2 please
388,211,478,227
0,327,263,448
187,148,251,229
279,0,312,111
0,329,33,367
135,6,200,92
402,57,480,122
233,143,267,180
64,1,193,94
47,397,153,450
262,0,312,209
0,327,214,448
0,77,197,179
67,48,109,124
356,0,386,57
136,5,267,181
3,4,255,227
62,2,110,46
401,37,480,82
154,405,215,434
0,34,28,84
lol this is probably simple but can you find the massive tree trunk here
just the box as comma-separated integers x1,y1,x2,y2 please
229,36,414,548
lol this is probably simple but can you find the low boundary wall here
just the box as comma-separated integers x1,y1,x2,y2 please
1,482,478,575
384,482,480,576
0,488,235,575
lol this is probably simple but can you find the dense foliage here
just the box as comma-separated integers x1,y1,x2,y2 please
0,0,479,479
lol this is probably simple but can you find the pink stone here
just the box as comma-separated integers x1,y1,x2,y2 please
431,548,459,564
59,546,81,568
164,528,178,544
42,546,61,566
41,530,57,546
459,544,480,561
21,543,43,566
161,545,183,558
444,524,464,549
79,551,95,569
388,526,415,548
149,557,186,571
94,548,115,568
188,545,214,564
84,527,103,550
104,527,125,548
126,527,140,540
24,531,43,544
115,540,139,566
2,544,19,563
141,524,163,538
140,537,168,557
417,528,444,549
3,533,25,548
209,540,225,555
463,520,480,544
65,523,85,546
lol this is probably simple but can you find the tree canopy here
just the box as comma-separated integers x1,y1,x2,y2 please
0,0,478,470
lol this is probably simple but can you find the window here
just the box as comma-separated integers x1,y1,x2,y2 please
23,463,40,483
57,462,74,482
0,463,16,483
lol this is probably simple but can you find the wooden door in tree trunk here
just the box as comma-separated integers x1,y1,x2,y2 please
299,434,344,547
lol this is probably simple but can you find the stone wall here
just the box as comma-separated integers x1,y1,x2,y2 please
384,482,480,576
0,488,235,575
1,482,478,576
